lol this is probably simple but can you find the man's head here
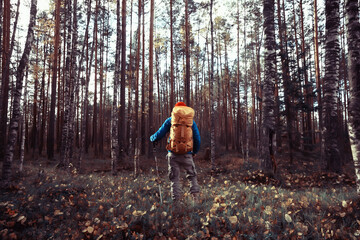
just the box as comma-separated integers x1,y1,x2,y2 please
175,102,187,107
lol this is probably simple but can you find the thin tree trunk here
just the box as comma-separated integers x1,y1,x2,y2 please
1,0,37,184
185,0,191,105
314,0,323,151
170,0,174,109
48,0,61,160
140,0,146,155
79,0,92,170
148,0,154,157
20,69,28,172
119,0,127,160
93,0,99,156
210,0,215,172
300,0,313,150
112,0,121,175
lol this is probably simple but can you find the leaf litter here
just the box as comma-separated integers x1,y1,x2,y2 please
0,155,359,239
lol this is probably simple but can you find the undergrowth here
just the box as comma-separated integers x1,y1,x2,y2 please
0,154,360,239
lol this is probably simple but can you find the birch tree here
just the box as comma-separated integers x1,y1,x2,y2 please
345,0,360,193
260,0,276,173
111,0,121,175
2,0,37,185
323,0,341,172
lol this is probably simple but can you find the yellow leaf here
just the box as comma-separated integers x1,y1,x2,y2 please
117,222,128,230
342,200,348,208
264,206,272,215
54,210,63,216
87,226,94,234
285,214,292,223
132,210,146,216
228,216,237,224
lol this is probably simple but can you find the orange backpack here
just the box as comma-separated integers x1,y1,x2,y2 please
166,106,195,154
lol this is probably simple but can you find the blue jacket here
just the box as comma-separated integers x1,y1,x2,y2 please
150,117,201,154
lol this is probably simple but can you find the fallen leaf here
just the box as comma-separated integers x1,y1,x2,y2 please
87,226,94,234
54,210,63,216
228,216,237,224
285,214,292,223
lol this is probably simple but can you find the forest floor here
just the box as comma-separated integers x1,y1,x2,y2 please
1,149,360,239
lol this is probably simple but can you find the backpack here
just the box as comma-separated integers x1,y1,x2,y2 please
166,106,195,154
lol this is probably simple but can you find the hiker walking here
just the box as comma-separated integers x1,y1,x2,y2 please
150,102,201,202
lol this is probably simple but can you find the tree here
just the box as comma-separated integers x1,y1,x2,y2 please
148,0,154,156
345,0,360,193
2,0,37,184
260,0,276,173
185,0,191,105
323,0,341,172
112,0,121,175
170,0,175,109
210,0,215,171
119,0,127,160
48,0,61,160
0,0,11,161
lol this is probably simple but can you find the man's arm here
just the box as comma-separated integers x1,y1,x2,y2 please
150,117,171,142
192,121,201,154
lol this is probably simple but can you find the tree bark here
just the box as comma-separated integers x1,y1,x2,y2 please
112,0,121,175
0,0,11,161
170,0,174,109
48,0,61,160
148,0,154,157
260,0,276,173
323,0,341,172
2,0,37,184
210,0,215,172
345,0,360,194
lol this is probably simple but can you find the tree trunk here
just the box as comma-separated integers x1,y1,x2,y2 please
314,0,323,151
48,0,61,160
140,0,146,155
93,0,99,156
148,0,154,157
323,0,341,172
170,0,174,109
260,0,276,173
300,0,313,150
345,0,360,194
0,0,11,161
20,69,29,172
185,0,191,105
210,0,215,172
60,0,73,167
277,0,293,162
2,0,37,184
112,0,121,175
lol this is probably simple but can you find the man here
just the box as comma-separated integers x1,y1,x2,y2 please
150,102,201,202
